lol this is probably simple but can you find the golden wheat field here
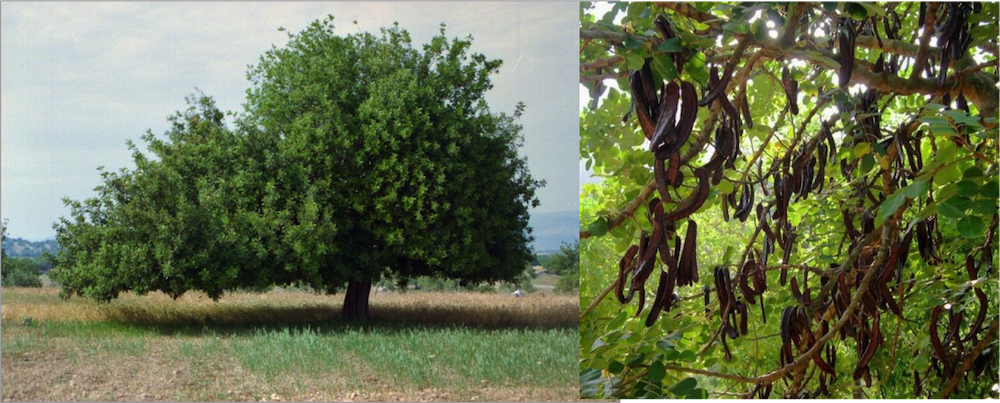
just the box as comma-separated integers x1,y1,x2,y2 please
0,287,579,328
1,287,580,402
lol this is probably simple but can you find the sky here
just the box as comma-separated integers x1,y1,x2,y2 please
579,2,617,192
1,2,580,241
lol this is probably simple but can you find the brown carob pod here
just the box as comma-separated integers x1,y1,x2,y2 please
645,267,671,327
650,82,680,152
740,91,753,129
629,70,656,139
616,245,640,303
839,17,856,88
663,167,710,221
782,66,799,115
677,219,699,287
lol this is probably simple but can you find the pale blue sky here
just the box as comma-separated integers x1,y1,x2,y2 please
1,2,579,240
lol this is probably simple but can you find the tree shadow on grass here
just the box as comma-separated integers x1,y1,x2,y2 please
95,300,578,337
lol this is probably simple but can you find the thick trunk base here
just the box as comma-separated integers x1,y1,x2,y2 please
342,279,372,321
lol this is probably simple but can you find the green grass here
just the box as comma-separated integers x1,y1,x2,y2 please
1,288,579,401
229,325,577,393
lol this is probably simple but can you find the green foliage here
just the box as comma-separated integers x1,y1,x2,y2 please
244,17,542,287
1,221,43,288
581,2,998,399
546,242,580,293
2,257,43,288
51,17,542,305
1,219,7,261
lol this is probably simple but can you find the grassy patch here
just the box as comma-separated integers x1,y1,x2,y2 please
228,325,576,395
534,273,562,287
0,287,580,401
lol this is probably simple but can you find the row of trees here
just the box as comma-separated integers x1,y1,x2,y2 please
1,221,44,287
50,17,544,320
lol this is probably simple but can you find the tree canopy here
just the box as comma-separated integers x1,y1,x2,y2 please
579,2,998,399
50,17,542,320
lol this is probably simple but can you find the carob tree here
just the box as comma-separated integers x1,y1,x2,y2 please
51,18,542,322
580,2,998,399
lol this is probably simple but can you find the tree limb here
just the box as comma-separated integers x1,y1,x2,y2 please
581,56,624,73
581,28,625,43
939,318,1000,398
653,2,717,24
911,2,939,81
580,72,628,83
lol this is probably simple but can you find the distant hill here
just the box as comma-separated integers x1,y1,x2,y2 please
528,210,579,253
1,237,60,258
1,213,575,258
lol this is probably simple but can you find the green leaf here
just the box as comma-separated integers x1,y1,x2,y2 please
624,53,646,70
624,34,646,50
853,2,885,17
608,310,628,329
626,352,647,367
625,2,649,21
981,180,999,199
860,154,875,173
934,140,958,163
936,203,963,219
683,51,708,85
721,245,735,265
717,179,734,194
590,338,606,352
667,377,698,396
580,368,605,398
844,2,869,19
657,38,683,53
914,353,930,371
934,163,961,185
588,217,609,237
722,20,750,34
852,142,871,158
799,51,840,70
958,216,985,238
652,54,679,82
686,389,709,399
692,2,715,12
963,166,984,178
751,18,769,42
647,361,666,383
939,197,972,218
970,200,997,215
608,360,625,374
876,192,906,227
902,180,930,199
957,180,979,198
656,339,677,352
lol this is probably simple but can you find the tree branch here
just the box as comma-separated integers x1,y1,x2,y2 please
653,2,717,24
939,318,1000,398
911,2,939,81
581,28,625,43
581,56,624,73
952,58,1000,81
664,224,895,387
580,72,628,83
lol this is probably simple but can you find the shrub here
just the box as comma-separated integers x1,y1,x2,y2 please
2,257,43,287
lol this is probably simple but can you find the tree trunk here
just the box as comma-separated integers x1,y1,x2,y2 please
342,279,372,321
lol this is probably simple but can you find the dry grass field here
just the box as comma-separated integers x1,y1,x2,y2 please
0,287,580,402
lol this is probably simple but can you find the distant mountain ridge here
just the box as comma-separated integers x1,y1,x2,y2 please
3,212,576,257
2,237,60,258
528,210,578,252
